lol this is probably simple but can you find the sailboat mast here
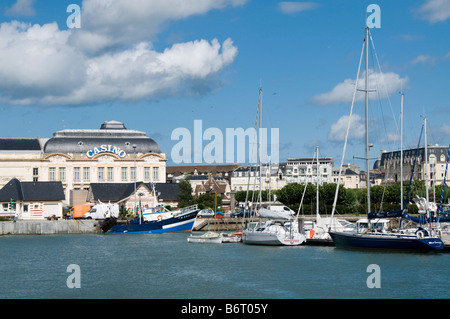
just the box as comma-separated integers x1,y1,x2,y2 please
365,27,371,214
400,92,404,209
258,87,263,209
316,146,319,218
424,117,429,219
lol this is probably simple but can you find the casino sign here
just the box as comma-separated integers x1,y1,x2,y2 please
86,145,126,158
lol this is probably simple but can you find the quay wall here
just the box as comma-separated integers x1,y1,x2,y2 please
0,220,98,235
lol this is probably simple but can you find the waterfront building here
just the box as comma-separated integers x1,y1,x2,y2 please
0,138,43,187
285,157,334,185
378,145,450,188
332,164,361,189
87,182,181,212
0,178,65,220
166,164,240,184
0,121,167,206
231,163,287,192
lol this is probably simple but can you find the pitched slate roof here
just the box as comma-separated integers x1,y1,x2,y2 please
89,182,180,202
0,138,42,151
0,178,65,201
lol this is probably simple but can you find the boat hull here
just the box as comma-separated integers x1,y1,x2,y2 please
329,231,444,251
242,230,305,246
103,209,199,234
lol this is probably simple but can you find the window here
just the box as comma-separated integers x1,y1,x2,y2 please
24,205,28,212
2,204,8,212
59,167,66,182
74,167,80,182
107,167,114,181
144,167,150,180
153,167,159,181
98,167,105,181
33,168,39,176
49,167,56,181
130,167,136,181
83,167,90,181
121,167,128,181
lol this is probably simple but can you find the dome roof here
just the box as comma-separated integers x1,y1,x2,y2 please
43,121,162,155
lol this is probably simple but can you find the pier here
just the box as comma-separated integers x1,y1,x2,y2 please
0,220,98,235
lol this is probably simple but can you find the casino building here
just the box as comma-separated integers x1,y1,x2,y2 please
0,121,167,206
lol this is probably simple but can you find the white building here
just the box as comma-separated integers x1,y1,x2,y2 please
231,164,286,192
0,121,167,206
285,157,334,185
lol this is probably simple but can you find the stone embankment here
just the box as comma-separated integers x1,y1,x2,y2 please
0,220,98,235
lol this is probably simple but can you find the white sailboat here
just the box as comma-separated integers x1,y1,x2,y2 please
242,88,306,246
303,146,356,244
328,27,443,251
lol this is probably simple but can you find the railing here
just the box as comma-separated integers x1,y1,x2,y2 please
180,204,198,212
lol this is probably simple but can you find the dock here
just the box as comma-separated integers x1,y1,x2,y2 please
0,220,98,235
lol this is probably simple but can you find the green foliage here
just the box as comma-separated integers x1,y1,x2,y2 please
177,179,194,208
195,193,222,210
232,180,450,215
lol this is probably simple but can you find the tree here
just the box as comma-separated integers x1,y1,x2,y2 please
195,193,222,210
178,179,194,208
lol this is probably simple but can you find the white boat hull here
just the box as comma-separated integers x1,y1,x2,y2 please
242,221,306,246
187,232,223,244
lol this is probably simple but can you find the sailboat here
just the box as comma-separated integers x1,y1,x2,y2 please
242,88,306,246
328,27,444,251
303,146,356,245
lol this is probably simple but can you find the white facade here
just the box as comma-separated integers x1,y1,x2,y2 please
0,121,167,206
285,157,333,185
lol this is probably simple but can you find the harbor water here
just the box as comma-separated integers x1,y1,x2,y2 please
0,232,449,299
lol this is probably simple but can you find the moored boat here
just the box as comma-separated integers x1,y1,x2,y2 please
99,204,200,234
187,231,223,243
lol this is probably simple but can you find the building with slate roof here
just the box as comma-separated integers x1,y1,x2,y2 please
0,138,44,187
88,182,181,210
0,178,65,220
0,121,167,206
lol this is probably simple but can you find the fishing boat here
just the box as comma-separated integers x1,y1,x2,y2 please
99,204,200,234
241,88,306,246
328,27,443,251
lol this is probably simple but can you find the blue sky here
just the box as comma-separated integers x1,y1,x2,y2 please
0,0,449,168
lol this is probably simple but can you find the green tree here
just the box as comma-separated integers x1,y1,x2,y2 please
195,193,222,210
178,179,194,208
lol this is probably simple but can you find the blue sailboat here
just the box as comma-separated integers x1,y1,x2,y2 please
328,28,443,251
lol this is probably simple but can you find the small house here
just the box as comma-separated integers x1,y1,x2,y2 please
0,178,65,220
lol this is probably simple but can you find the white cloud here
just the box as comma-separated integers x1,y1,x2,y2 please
415,0,450,23
5,0,36,17
0,0,243,106
78,0,248,51
328,114,365,142
278,2,319,14
411,54,437,65
311,69,408,106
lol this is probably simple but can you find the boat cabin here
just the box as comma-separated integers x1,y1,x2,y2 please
356,218,390,233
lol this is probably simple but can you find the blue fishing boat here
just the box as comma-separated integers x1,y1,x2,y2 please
328,28,443,251
99,205,200,234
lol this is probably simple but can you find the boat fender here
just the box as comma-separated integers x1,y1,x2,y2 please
416,230,424,239
157,215,163,221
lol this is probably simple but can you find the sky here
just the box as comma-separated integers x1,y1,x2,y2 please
0,0,449,168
